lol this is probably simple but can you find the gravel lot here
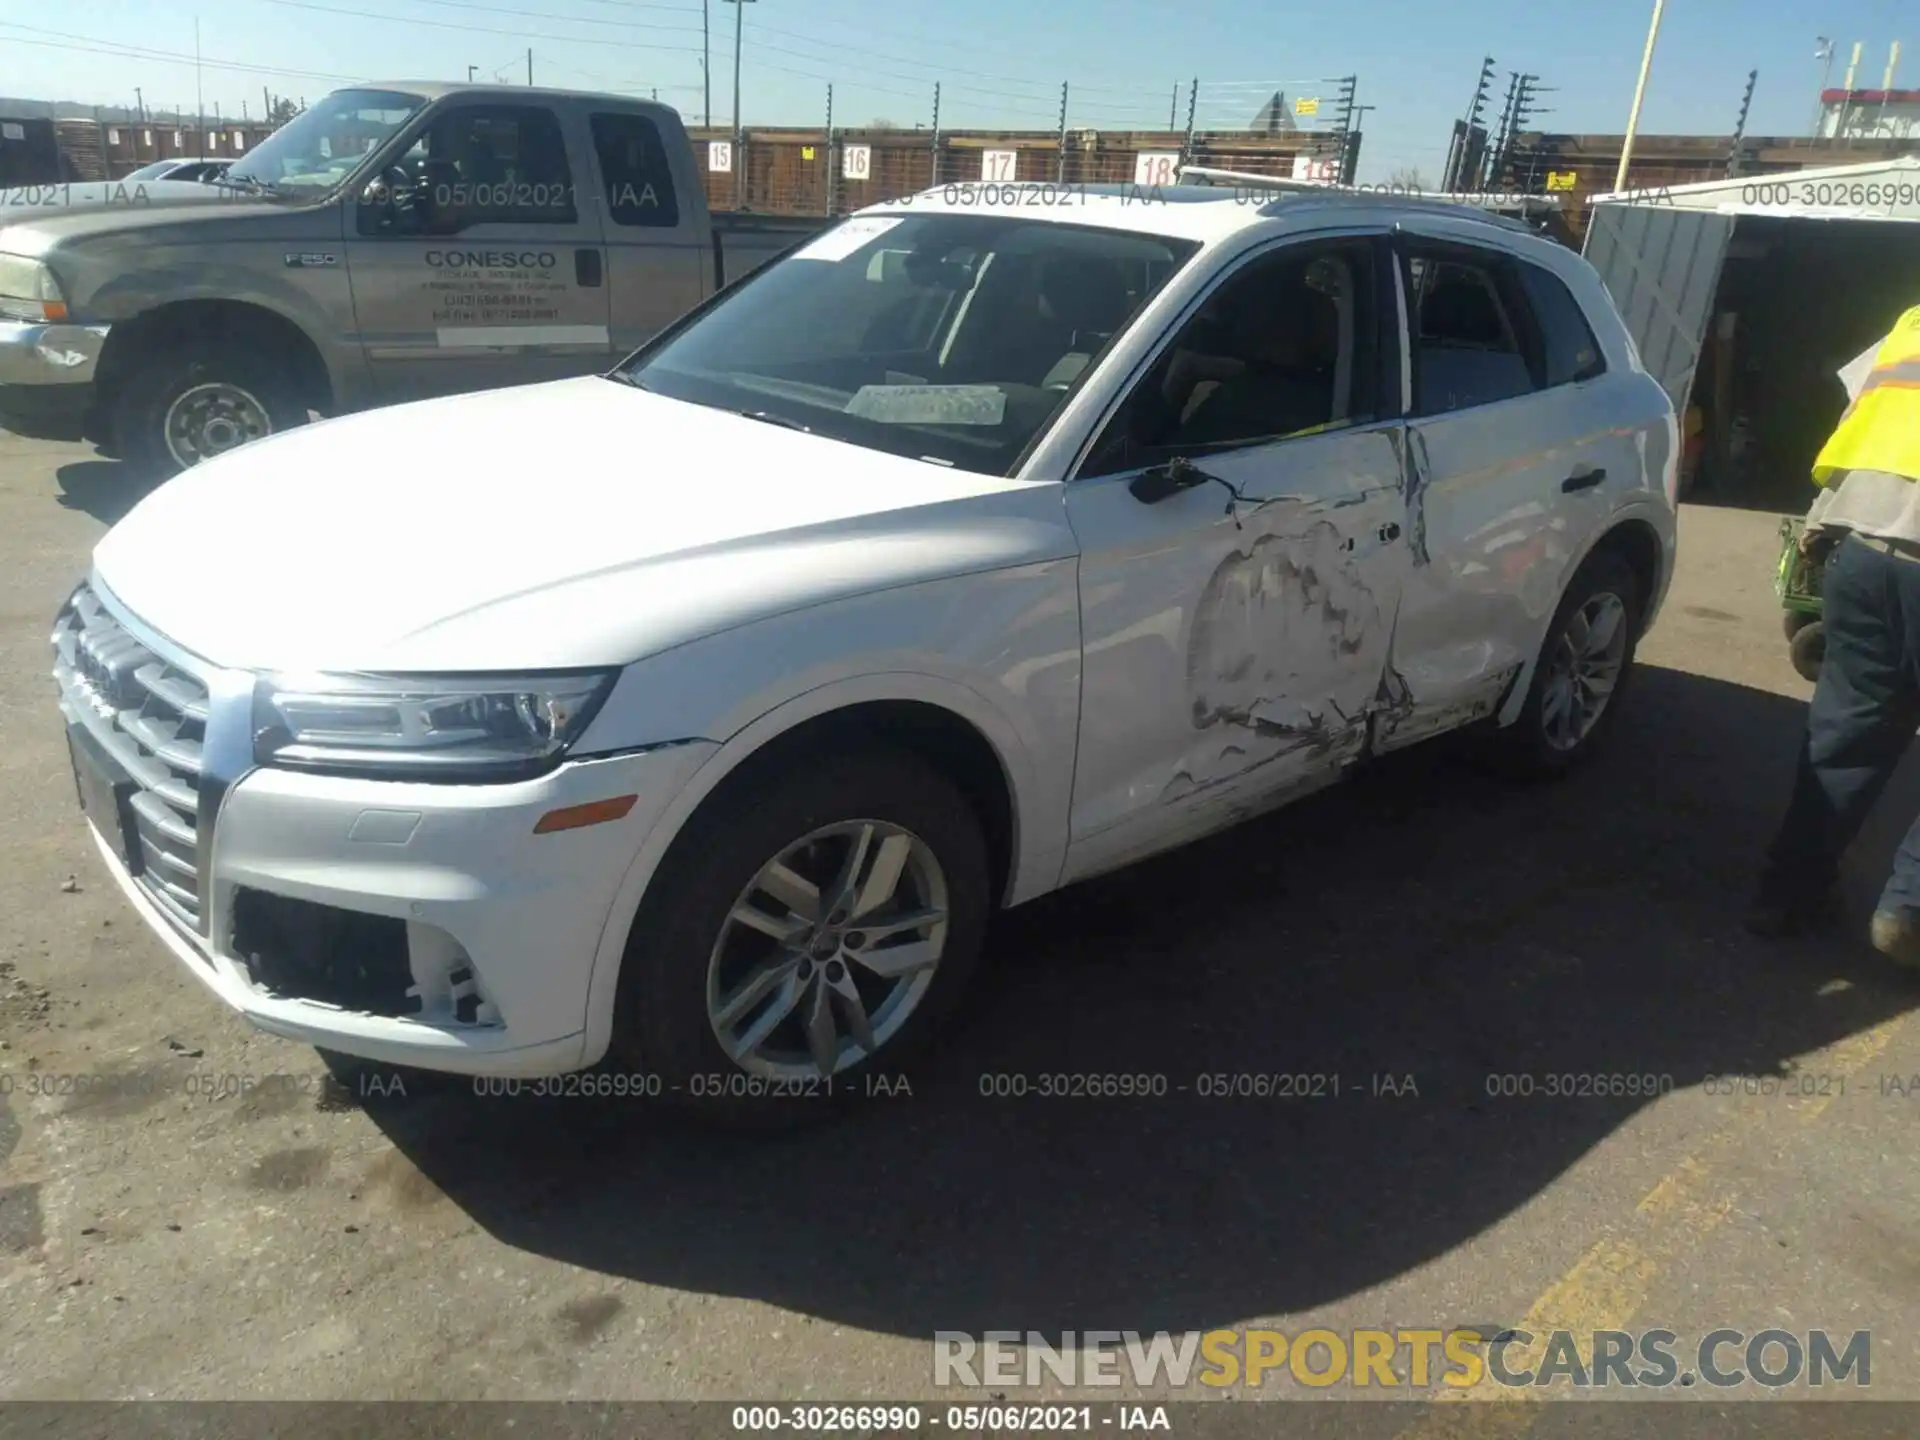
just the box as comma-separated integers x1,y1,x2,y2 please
2,430,1918,1419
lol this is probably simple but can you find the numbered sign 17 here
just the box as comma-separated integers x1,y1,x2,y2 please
843,144,872,182
980,149,1019,183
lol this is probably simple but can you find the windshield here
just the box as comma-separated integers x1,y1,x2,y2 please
616,213,1200,476
222,87,426,196
122,160,179,182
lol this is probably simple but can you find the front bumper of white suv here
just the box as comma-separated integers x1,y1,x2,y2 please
51,577,713,1077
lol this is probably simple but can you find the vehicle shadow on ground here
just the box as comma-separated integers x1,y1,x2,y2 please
358,662,1920,1338
53,459,165,527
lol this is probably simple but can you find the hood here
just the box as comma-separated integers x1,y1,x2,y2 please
92,377,1070,673
0,182,283,253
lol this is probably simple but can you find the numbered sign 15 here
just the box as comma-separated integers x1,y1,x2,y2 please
843,144,872,182
980,149,1019,183
1134,152,1179,188
708,141,733,174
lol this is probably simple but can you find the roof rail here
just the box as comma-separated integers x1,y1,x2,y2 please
1178,164,1562,229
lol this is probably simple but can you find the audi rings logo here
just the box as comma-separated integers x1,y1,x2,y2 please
425,250,557,270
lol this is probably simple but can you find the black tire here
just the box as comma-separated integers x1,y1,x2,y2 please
1486,548,1644,780
611,747,991,1129
112,338,309,479
1789,619,1826,683
1782,608,1818,641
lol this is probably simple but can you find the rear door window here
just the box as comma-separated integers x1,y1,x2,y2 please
590,112,681,228
1404,250,1538,416
1515,260,1606,387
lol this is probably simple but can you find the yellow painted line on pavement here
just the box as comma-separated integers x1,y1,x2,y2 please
1392,1016,1907,1440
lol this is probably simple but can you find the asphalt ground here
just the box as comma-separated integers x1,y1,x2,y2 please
2,430,1918,1434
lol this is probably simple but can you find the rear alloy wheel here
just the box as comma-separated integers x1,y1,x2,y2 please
616,748,990,1126
1490,549,1643,778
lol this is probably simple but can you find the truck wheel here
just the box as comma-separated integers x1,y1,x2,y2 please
1789,620,1826,683
1487,549,1643,780
114,340,308,478
614,748,991,1128
1782,608,1817,641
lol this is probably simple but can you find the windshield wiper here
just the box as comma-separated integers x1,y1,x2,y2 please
209,173,275,197
731,409,811,433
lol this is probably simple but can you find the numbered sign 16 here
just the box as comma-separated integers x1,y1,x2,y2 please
1134,152,1179,188
843,144,872,182
708,140,733,174
980,149,1019,183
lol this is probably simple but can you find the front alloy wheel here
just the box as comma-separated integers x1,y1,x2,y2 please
708,820,950,1079
614,747,990,1124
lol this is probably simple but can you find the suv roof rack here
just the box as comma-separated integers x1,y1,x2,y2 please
1177,164,1560,234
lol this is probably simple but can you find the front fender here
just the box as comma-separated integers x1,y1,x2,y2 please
576,667,1069,1070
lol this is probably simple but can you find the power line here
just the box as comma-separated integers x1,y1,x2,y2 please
0,22,371,83
253,0,702,55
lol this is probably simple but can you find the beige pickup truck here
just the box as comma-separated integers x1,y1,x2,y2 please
0,83,827,474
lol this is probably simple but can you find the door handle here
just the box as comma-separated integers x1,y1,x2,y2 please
575,248,603,287
1561,466,1607,493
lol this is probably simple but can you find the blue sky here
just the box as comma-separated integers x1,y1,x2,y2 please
2,0,1911,182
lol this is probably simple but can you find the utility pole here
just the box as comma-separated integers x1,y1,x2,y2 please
930,82,941,185
1169,83,1178,132
1811,37,1836,136
1837,40,1863,144
194,17,204,133
1488,71,1520,191
262,85,271,120
1055,81,1069,183
724,0,758,147
1726,68,1757,175
1446,56,1496,193
527,48,533,85
824,84,834,217
1179,76,1197,170
1615,0,1667,192
467,66,477,82
702,0,711,127
1874,42,1902,140
135,88,145,125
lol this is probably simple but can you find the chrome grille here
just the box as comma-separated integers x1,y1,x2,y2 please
51,584,209,935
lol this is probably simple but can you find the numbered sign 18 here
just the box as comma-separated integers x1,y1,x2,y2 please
843,144,872,182
1134,152,1180,188
708,140,733,174
981,149,1019,182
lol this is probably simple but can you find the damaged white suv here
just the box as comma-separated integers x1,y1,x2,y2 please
53,182,1676,1116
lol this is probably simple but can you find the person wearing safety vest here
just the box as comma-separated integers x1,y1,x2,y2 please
1747,301,1920,968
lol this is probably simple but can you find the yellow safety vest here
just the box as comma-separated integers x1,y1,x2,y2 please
1813,303,1920,485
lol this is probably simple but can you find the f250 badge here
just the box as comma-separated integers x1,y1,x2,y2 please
283,252,338,267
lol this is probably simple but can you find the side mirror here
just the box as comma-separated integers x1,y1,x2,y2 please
1129,455,1212,505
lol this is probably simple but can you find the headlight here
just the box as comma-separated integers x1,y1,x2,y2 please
0,254,68,323
252,670,617,781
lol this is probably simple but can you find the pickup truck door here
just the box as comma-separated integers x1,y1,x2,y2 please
1059,231,1412,886
344,96,612,403
581,108,708,358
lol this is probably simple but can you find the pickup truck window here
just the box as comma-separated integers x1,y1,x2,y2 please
223,87,424,196
615,213,1199,476
365,105,579,237
1082,237,1382,478
590,113,681,228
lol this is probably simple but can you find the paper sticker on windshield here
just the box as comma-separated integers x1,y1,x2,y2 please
793,216,904,262
845,384,1006,426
